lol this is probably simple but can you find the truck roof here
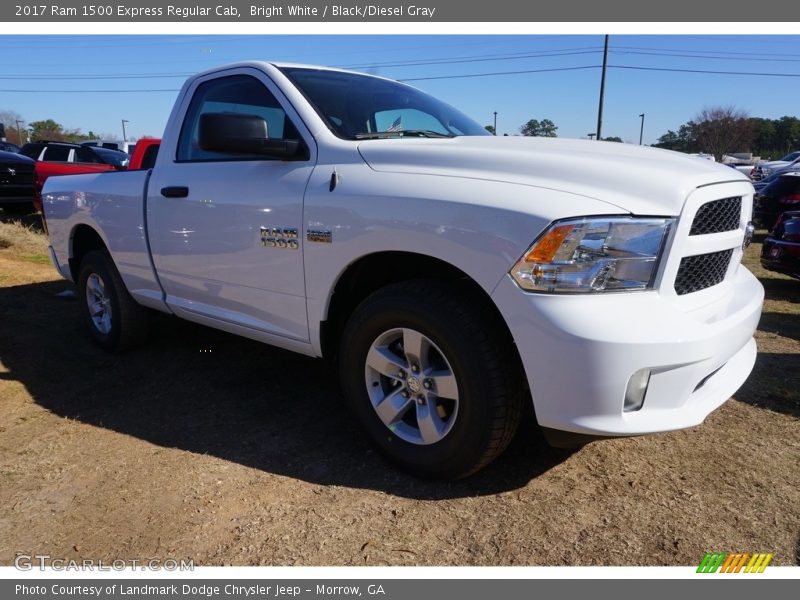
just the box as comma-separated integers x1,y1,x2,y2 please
187,60,404,86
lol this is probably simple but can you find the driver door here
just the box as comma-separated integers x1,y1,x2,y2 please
147,71,315,343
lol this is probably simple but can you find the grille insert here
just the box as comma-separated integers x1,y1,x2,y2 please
674,249,733,295
0,162,34,186
689,197,741,235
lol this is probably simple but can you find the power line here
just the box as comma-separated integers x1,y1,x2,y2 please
400,65,601,81
614,44,800,58
340,47,602,69
0,48,604,79
404,63,800,82
0,88,181,93
610,64,800,78
7,43,800,81
0,35,268,50
0,74,192,80
0,35,547,55
4,62,800,92
612,49,800,63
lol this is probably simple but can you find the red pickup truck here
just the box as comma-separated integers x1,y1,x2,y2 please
29,139,160,212
127,138,160,170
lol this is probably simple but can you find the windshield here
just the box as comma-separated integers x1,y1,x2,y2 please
279,67,489,140
94,147,130,167
780,151,800,162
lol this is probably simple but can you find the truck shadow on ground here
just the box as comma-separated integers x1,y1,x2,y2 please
735,271,800,417
0,279,576,500
759,277,800,304
736,346,800,418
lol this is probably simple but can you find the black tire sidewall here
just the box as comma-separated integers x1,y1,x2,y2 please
340,286,501,478
77,251,124,351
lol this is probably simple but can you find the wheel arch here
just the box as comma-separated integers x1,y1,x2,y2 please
69,224,109,282
320,251,521,373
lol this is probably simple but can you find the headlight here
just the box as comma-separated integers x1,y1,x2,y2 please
510,216,674,293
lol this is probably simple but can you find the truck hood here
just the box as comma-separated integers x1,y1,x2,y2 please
357,136,749,216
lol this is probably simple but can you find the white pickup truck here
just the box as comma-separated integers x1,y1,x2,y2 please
42,62,764,479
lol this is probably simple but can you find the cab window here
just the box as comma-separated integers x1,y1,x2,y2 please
42,145,71,162
177,74,301,162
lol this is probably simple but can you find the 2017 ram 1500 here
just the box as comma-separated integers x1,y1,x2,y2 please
42,62,764,478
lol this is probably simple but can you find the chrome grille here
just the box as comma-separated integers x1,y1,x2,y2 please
674,249,733,295
689,197,741,235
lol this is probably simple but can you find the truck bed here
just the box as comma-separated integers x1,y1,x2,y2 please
43,169,165,309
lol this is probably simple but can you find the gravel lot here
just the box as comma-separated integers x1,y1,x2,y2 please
0,215,797,566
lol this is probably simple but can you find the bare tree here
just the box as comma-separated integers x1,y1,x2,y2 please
0,109,25,144
693,106,752,162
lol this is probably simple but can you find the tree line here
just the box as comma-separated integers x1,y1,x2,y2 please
0,110,151,144
486,118,623,141
653,107,800,161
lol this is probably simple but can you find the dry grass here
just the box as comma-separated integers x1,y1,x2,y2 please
0,217,797,566
0,218,49,264
0,220,47,248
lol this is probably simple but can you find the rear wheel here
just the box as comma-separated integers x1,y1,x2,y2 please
77,250,150,352
339,280,523,479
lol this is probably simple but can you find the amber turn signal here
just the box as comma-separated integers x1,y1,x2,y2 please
524,224,574,263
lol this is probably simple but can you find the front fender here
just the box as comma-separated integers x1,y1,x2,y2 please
302,163,624,355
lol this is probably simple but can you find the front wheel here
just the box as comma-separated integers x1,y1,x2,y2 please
339,280,523,479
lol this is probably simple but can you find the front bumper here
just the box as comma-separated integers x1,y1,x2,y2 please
491,266,763,437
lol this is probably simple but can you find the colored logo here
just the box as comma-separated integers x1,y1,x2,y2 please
697,552,773,573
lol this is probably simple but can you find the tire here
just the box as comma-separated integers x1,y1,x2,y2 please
339,280,523,479
77,250,150,352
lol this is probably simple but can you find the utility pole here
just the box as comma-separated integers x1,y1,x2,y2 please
493,111,497,136
15,119,25,144
121,119,129,142
595,34,609,141
638,113,646,145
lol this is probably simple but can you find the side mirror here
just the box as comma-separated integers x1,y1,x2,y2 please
198,113,303,159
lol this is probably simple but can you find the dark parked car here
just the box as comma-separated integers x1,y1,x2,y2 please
0,149,35,213
761,211,800,279
753,164,800,193
751,150,800,181
0,141,21,153
753,172,800,230
20,140,129,168
22,141,130,213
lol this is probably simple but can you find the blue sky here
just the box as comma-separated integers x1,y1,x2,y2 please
2,34,799,144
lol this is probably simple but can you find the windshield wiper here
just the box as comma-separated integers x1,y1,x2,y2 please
355,130,455,140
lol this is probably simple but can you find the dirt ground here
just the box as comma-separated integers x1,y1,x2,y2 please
0,214,797,566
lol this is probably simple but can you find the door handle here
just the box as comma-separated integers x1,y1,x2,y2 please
161,186,189,198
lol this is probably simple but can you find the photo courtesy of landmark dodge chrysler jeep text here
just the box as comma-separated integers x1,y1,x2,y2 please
42,62,764,478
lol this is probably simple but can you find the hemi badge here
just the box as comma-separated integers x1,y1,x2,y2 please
307,229,332,243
